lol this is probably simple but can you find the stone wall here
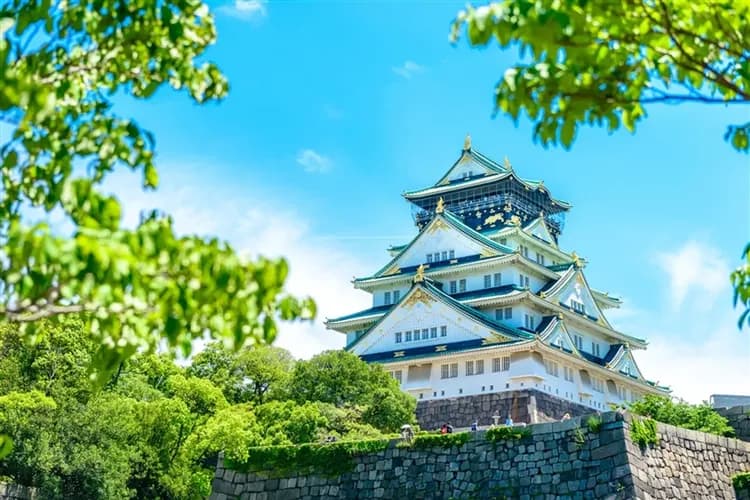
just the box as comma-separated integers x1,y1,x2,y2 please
0,483,36,500
717,404,750,442
211,411,750,500
415,389,594,430
626,415,750,499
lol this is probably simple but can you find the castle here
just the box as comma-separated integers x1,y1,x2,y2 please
325,137,668,425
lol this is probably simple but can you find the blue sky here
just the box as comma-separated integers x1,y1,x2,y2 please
112,0,749,402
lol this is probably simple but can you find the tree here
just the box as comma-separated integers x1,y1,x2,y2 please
630,395,735,436
287,350,416,432
451,0,750,326
189,342,295,404
0,0,315,383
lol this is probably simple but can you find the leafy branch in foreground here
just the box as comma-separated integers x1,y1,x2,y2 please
451,0,750,328
0,0,315,380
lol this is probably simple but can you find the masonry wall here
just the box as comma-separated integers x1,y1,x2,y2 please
718,404,750,442
0,483,36,500
626,415,750,499
415,389,594,430
211,411,750,500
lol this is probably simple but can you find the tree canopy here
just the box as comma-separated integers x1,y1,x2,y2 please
451,0,750,326
0,320,415,498
0,0,315,382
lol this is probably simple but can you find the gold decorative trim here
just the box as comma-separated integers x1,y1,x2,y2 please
464,134,471,150
403,288,432,308
484,213,504,225
435,345,447,352
413,264,425,283
436,197,445,214
393,351,405,358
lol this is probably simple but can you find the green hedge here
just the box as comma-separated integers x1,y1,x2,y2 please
733,472,750,493
485,426,531,443
225,438,391,476
410,431,471,449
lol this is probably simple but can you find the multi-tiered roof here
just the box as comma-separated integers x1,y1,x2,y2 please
326,137,668,403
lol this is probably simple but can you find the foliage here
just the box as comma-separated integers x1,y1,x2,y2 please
572,428,586,448
630,416,659,448
451,0,750,151
733,472,750,493
410,431,471,449
586,415,603,433
0,0,315,383
189,342,294,404
629,395,735,437
485,426,532,443
287,350,416,432
0,320,402,498
225,439,392,477
451,0,750,327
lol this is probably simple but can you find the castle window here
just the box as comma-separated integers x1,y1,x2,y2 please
393,370,402,383
476,360,484,374
405,330,412,342
450,363,458,378
421,328,429,340
519,274,530,288
384,291,391,305
441,364,449,379
440,325,447,337
563,366,574,382
536,253,545,265
484,275,492,289
591,342,601,357
544,360,559,377
459,279,466,292
573,334,583,350
493,273,502,287
426,254,433,263
450,281,457,294
524,314,536,330
449,250,455,259
492,357,510,372
494,309,503,321
393,290,400,303
419,393,423,399
395,332,402,343
466,360,474,376
520,245,529,257
430,327,437,338
441,251,448,261
572,300,585,314
433,252,440,262
504,307,512,319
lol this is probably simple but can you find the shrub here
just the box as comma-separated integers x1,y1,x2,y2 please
586,415,602,433
629,395,735,437
225,438,391,476
733,472,750,493
411,432,471,449
630,417,659,448
485,426,532,443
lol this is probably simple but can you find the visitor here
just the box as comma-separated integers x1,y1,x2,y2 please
561,413,571,421
440,424,448,434
446,423,454,434
470,420,478,432
400,424,414,443
505,415,513,426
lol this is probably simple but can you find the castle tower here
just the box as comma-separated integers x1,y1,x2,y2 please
325,137,668,427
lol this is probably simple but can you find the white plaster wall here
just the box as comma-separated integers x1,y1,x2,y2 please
444,158,491,183
393,224,487,270
352,298,493,356
383,349,643,412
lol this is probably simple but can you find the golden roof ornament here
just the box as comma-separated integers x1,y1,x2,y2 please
435,197,445,214
571,251,582,268
509,215,521,226
463,134,472,151
414,264,425,283
503,156,512,170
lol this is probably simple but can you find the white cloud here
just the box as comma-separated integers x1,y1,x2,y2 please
218,0,267,21
655,241,729,310
613,241,749,404
104,166,370,360
296,149,332,174
392,60,424,79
